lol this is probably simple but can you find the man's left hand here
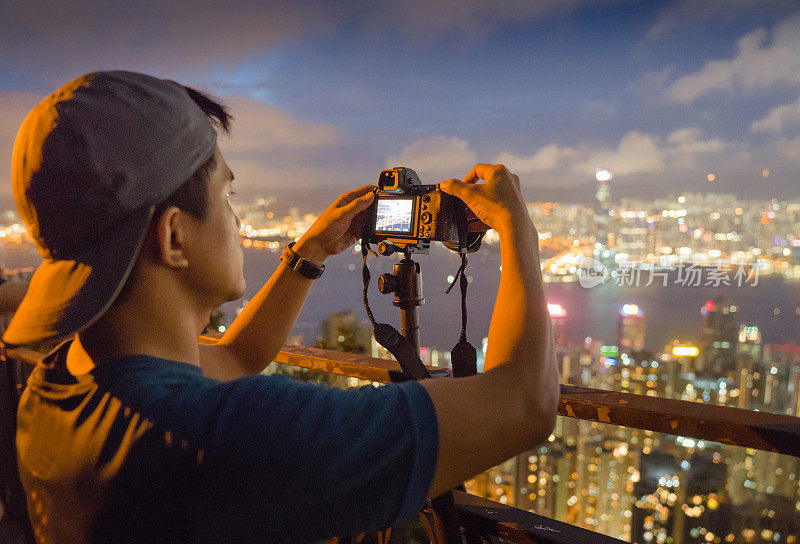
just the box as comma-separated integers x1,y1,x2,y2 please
292,185,375,265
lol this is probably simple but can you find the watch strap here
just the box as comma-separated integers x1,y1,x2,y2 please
281,242,325,279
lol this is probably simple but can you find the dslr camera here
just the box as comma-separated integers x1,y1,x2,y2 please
363,167,487,255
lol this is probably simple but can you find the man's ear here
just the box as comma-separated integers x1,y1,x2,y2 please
155,206,191,269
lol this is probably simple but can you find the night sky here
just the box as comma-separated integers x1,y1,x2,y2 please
2,1,799,212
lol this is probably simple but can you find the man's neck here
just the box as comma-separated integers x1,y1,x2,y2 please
67,286,209,375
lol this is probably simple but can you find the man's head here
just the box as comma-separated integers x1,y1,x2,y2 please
2,71,243,347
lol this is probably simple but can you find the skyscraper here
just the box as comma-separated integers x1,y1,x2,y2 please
594,168,613,249
618,304,646,353
699,297,739,378
548,302,568,348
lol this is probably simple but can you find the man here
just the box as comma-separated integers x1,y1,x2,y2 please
5,71,559,542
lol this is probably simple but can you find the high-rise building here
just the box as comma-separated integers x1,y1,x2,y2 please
734,324,762,410
548,302,568,347
618,303,646,353
594,168,613,249
699,297,739,377
762,342,800,416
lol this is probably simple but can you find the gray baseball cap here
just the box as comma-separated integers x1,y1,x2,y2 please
3,71,217,346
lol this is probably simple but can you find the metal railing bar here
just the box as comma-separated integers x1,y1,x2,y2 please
452,490,626,544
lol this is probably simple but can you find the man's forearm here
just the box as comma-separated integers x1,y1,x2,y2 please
483,218,559,418
212,182,374,376
218,239,325,374
483,218,546,368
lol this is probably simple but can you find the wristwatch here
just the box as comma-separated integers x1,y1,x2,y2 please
281,242,325,280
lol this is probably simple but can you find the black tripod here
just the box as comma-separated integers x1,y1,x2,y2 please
374,247,483,544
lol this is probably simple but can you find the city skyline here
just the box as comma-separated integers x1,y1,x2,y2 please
2,184,797,353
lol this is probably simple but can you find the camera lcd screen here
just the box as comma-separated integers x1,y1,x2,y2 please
375,198,413,234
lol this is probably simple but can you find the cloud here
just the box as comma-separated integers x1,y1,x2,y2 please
383,129,794,200
661,127,729,170
572,131,666,176
647,0,796,40
365,0,611,40
226,162,349,198
384,130,717,186
0,1,334,83
0,91,350,209
492,128,729,180
575,128,729,176
387,131,682,189
215,96,354,199
209,94,382,211
222,96,342,153
0,0,631,81
665,127,727,154
664,16,800,104
751,95,800,132
495,144,577,173
385,136,477,180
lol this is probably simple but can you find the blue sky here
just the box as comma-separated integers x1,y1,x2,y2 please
1,0,799,211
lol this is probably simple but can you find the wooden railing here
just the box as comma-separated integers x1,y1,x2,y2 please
266,344,800,457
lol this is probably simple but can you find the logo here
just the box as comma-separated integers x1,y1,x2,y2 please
576,257,609,288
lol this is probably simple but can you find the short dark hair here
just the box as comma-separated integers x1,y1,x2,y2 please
153,87,232,222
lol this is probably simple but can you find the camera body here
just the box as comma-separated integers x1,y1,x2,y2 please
364,167,465,254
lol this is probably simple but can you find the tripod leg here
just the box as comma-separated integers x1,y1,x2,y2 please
430,493,465,544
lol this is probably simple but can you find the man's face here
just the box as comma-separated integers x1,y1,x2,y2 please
186,146,246,307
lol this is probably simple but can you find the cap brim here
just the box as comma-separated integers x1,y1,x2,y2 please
2,206,155,347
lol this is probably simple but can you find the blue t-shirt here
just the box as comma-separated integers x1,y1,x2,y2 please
15,348,439,543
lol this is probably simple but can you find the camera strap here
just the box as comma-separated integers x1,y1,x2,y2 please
445,216,477,378
444,254,477,377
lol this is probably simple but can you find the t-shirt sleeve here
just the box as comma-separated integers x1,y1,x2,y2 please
187,374,439,542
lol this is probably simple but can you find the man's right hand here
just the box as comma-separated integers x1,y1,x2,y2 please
439,164,533,236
